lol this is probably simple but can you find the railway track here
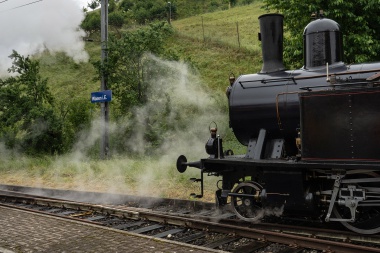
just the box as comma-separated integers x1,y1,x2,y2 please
0,185,380,253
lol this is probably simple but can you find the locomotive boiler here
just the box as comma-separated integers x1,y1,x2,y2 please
176,13,380,234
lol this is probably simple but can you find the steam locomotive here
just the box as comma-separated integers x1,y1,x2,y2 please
176,13,380,234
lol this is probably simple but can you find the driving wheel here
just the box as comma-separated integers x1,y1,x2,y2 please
231,181,263,222
333,172,380,234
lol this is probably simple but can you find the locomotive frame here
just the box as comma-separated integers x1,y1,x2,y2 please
176,13,380,234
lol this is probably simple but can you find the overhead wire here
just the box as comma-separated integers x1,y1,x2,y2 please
9,0,43,10
0,0,43,13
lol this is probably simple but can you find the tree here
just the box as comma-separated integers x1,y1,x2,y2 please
119,0,176,24
109,11,126,35
95,22,174,118
108,0,116,12
92,22,175,153
263,0,380,67
87,0,100,11
81,11,101,35
119,0,133,11
0,51,64,154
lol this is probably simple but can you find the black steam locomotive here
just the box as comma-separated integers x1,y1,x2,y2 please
176,13,380,234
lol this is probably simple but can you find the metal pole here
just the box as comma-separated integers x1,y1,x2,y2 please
236,21,240,49
202,16,205,43
100,0,109,159
168,2,171,24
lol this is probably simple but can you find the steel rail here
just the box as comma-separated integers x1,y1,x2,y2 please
135,210,380,253
2,190,380,253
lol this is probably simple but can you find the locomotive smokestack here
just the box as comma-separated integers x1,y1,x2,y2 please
258,14,285,73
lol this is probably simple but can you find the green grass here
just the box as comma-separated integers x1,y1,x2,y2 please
168,1,266,94
173,1,266,52
0,154,219,201
38,42,100,102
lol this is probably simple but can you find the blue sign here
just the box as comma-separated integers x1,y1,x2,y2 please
91,90,112,103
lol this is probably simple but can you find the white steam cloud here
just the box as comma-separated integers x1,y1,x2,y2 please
126,54,225,157
52,54,227,198
0,0,88,75
0,53,227,201
69,53,227,161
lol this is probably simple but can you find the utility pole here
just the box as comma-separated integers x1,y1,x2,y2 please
168,2,171,24
100,0,109,159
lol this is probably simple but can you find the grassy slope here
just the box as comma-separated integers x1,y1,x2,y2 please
170,1,265,92
37,1,267,152
39,42,100,104
39,1,266,103
174,1,264,52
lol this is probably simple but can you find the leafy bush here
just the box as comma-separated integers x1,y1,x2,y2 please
109,11,126,33
119,0,176,24
95,22,174,118
81,11,101,35
0,51,64,155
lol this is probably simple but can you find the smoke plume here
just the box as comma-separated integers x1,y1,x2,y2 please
0,52,227,201
0,0,88,75
52,54,227,199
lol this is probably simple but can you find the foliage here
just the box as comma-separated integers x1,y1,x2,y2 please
0,51,64,154
108,0,117,12
81,0,259,35
109,11,126,35
87,0,100,10
263,0,380,67
90,22,176,153
81,1,125,36
116,0,254,23
95,22,174,118
81,11,101,35
119,0,175,24
57,98,93,153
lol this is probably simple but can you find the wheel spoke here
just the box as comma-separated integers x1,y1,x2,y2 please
231,181,262,222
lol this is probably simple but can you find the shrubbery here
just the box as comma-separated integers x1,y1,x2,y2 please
0,51,64,155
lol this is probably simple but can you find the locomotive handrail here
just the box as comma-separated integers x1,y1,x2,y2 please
295,68,380,80
299,81,372,91
239,77,297,89
261,77,297,84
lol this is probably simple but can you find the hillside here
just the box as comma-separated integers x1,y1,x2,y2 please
38,1,266,105
169,1,265,92
38,42,100,103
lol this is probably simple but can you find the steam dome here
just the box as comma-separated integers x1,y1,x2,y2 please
303,18,343,69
